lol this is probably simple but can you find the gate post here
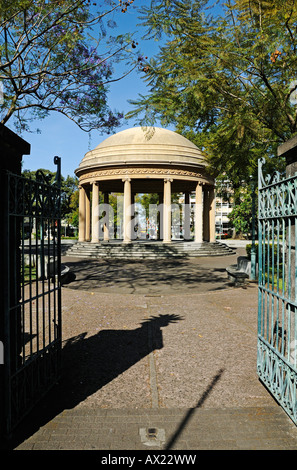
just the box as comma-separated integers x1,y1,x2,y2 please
278,134,297,178
0,124,30,439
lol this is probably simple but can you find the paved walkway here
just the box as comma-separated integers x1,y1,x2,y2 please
6,249,297,451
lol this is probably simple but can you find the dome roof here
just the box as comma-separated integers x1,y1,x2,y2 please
75,126,206,175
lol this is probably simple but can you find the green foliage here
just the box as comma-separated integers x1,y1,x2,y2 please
108,193,121,232
135,192,182,219
22,168,78,221
245,243,258,261
228,184,257,236
135,193,160,218
0,0,139,133
229,198,253,236
246,242,284,266
68,188,79,227
130,0,297,184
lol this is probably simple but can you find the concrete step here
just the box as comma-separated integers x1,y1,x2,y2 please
64,241,235,259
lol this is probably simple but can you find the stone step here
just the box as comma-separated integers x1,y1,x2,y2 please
64,241,235,259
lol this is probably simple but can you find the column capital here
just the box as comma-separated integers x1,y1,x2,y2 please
164,177,173,183
122,177,131,183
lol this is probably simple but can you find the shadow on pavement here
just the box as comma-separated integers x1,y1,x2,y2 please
5,314,183,449
165,368,225,450
61,258,233,294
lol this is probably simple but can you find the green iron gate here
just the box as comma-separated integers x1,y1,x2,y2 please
3,157,62,436
257,157,297,424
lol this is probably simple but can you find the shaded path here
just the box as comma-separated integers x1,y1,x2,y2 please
61,248,246,294
5,250,297,450
7,313,183,449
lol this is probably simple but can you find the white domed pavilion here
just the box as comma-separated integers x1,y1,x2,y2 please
75,126,216,245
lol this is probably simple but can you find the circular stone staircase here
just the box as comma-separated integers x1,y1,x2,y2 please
64,240,235,260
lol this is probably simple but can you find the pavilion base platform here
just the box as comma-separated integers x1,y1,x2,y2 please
64,240,235,260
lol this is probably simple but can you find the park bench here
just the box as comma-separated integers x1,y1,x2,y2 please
226,264,249,287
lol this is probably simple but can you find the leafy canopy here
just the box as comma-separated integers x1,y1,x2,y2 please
0,0,142,133
22,167,78,220
129,0,297,184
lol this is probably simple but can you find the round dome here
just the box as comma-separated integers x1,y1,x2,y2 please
75,126,206,175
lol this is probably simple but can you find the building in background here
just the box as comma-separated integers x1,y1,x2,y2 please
181,180,234,240
215,180,234,239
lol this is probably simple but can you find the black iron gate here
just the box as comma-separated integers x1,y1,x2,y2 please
2,157,62,436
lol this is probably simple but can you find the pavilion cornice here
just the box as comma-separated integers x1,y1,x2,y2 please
75,160,207,173
77,166,214,186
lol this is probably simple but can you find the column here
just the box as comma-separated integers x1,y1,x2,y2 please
195,183,203,243
209,187,216,243
158,192,163,240
163,178,172,243
131,192,136,240
91,181,100,243
123,178,132,243
85,186,91,241
184,191,191,240
78,185,86,242
203,188,210,241
103,192,110,241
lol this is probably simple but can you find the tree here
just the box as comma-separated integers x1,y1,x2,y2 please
129,0,297,185
228,184,258,237
0,0,142,133
22,168,78,220
68,188,79,227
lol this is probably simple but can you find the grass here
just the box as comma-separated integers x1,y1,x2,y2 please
22,265,36,283
262,264,285,291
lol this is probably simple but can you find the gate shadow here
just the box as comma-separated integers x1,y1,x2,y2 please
165,368,224,450
8,313,183,449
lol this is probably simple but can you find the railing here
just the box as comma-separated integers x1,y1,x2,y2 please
3,157,62,436
257,157,297,424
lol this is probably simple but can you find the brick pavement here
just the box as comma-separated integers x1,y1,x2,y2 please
5,249,297,451
12,407,297,450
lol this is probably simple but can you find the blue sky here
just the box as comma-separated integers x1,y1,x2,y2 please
16,0,222,179
20,1,165,178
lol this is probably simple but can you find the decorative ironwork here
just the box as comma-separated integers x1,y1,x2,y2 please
258,158,297,219
257,157,297,424
3,157,62,436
